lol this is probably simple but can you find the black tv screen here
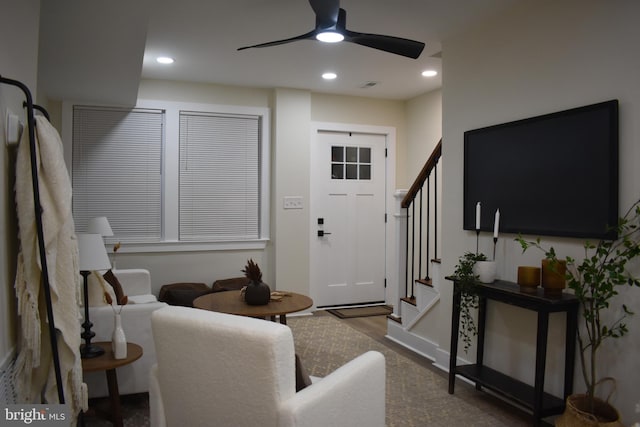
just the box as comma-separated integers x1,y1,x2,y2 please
464,100,618,240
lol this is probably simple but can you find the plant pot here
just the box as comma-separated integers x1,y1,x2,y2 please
243,280,271,305
555,394,623,427
517,266,540,292
473,261,496,283
541,258,567,295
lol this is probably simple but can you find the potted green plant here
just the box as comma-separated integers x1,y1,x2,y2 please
516,199,640,425
453,251,488,353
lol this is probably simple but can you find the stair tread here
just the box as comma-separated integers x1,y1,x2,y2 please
401,297,417,306
386,314,402,324
415,278,433,287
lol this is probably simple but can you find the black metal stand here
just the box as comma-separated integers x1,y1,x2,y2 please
80,270,105,359
1,75,65,404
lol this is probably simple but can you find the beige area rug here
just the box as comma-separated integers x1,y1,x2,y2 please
288,315,531,427
326,305,393,319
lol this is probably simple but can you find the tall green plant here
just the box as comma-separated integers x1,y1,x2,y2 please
516,199,640,414
453,251,487,353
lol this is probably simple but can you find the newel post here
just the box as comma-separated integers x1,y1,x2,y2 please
391,189,408,319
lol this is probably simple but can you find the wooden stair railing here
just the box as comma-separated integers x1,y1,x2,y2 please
402,139,442,300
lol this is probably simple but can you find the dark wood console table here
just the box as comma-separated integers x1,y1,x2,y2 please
446,278,579,426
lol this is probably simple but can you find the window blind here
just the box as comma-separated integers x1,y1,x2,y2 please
179,111,260,241
72,106,163,242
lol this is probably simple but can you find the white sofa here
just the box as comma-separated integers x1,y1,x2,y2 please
150,306,386,427
84,269,167,398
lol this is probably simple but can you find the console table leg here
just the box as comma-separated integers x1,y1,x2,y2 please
475,296,487,391
533,312,550,426
448,287,462,394
564,306,578,399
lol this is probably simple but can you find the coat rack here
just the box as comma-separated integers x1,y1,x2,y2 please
0,75,65,404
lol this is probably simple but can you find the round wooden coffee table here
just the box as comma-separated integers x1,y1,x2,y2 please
193,290,313,324
82,342,143,427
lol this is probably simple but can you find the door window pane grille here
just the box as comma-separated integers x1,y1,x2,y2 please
330,146,371,181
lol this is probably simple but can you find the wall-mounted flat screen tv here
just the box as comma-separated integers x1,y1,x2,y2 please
464,100,618,240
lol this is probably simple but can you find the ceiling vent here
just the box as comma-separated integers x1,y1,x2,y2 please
360,81,379,89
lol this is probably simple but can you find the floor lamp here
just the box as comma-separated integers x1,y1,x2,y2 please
78,233,112,358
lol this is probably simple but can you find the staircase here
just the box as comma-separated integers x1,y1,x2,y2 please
386,140,446,366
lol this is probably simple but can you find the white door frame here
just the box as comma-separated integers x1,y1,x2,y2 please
309,122,397,307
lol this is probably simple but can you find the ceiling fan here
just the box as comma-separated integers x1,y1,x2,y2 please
238,0,425,59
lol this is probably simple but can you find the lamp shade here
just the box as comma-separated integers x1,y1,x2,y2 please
77,233,111,271
87,216,114,237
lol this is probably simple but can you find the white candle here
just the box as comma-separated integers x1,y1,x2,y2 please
475,202,481,230
493,209,500,238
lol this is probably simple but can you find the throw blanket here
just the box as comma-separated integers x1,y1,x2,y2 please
14,115,87,424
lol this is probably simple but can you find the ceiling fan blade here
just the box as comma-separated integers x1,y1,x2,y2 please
309,0,340,29
343,30,425,59
238,30,317,51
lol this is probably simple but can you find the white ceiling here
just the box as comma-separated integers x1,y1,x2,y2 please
38,0,519,105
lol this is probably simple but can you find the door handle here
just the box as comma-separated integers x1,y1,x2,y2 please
317,230,332,237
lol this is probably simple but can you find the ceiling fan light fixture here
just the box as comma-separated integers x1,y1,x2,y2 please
316,31,344,43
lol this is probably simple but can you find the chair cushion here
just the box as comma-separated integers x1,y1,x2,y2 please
159,282,211,307
87,271,117,307
103,269,128,305
211,277,249,292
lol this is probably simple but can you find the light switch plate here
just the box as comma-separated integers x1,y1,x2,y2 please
5,110,23,146
283,196,303,209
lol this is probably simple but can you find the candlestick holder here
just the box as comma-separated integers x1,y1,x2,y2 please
493,237,498,261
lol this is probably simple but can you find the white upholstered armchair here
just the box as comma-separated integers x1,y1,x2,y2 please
149,306,386,427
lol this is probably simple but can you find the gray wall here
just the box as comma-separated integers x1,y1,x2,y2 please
0,0,40,371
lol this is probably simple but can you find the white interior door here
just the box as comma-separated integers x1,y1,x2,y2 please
310,130,386,307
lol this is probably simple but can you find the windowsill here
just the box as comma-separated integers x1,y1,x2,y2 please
105,239,269,254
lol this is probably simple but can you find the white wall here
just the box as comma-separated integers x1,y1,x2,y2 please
440,1,640,423
272,89,312,295
406,90,442,181
0,0,40,371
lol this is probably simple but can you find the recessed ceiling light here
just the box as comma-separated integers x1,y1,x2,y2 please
316,32,344,43
421,70,438,77
156,57,175,64
322,72,338,80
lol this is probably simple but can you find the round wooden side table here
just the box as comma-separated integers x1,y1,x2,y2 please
82,342,143,427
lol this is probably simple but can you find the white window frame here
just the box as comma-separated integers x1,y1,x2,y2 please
63,100,270,252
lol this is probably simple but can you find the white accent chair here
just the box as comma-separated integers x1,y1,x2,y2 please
84,269,167,398
149,306,386,427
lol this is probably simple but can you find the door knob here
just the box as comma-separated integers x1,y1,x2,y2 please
317,230,332,237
